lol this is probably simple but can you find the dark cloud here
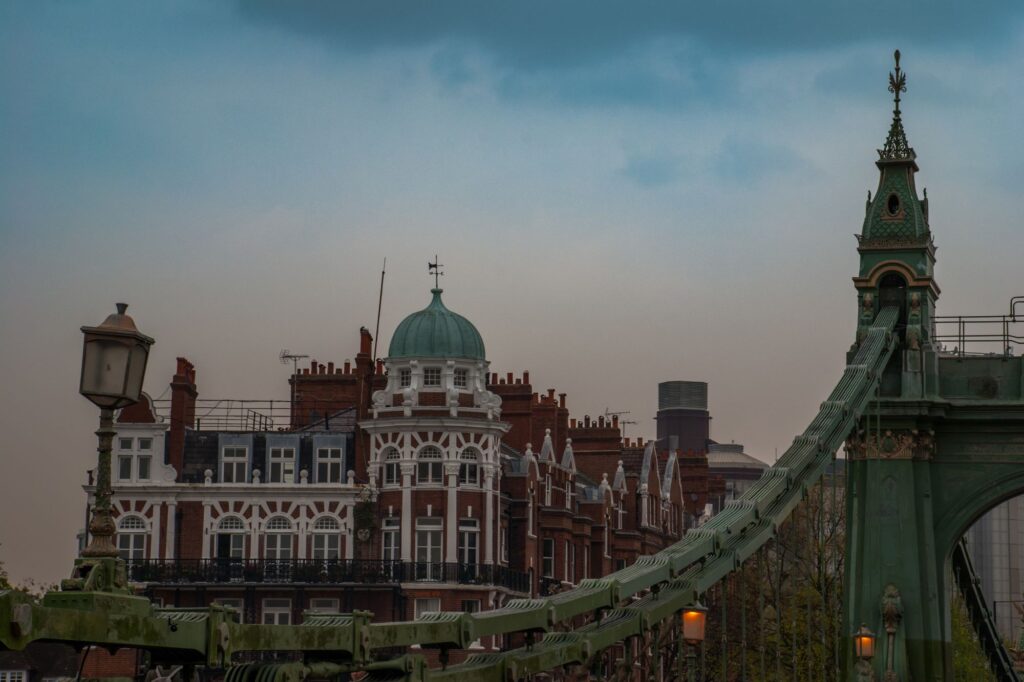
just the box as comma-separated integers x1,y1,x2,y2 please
236,0,1021,70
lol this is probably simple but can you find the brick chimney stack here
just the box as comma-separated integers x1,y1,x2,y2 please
168,357,197,474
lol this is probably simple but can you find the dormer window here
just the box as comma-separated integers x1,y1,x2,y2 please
399,368,411,388
268,447,295,483
423,367,441,387
222,446,248,483
454,367,468,388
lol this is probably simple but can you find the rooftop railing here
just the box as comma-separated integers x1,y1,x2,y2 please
126,559,531,593
150,399,354,432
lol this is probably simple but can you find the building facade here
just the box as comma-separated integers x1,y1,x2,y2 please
83,286,720,664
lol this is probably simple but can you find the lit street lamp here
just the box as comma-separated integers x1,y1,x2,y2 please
679,603,707,682
79,303,154,560
853,623,877,681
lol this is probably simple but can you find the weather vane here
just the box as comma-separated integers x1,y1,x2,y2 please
879,49,911,160
428,255,444,289
888,49,906,114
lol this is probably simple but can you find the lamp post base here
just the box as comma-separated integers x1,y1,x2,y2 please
60,557,130,594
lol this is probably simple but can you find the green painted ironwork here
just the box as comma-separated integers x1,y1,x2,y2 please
952,538,1017,681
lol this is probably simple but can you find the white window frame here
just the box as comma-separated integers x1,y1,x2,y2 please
117,454,133,481
399,367,412,387
0,671,28,682
312,517,341,560
458,448,480,486
265,516,294,560
453,367,468,388
221,446,248,483
416,517,443,580
542,538,554,578
268,447,296,484
417,446,443,485
216,516,246,559
316,447,343,483
423,367,441,386
308,598,340,614
117,515,147,562
414,597,441,619
458,518,479,566
262,598,291,625
137,454,151,481
138,437,153,451
383,448,401,486
382,518,400,561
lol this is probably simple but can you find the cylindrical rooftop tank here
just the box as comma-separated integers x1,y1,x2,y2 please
656,381,710,453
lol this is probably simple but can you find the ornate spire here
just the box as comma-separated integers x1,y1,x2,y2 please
879,50,912,160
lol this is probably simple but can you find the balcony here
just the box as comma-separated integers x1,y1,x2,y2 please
126,559,530,593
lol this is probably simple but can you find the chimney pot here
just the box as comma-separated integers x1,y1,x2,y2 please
558,393,566,408
506,372,513,383
344,361,351,373
523,371,530,384
327,362,335,373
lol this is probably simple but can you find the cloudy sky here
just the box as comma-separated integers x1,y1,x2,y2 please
2,2,1023,585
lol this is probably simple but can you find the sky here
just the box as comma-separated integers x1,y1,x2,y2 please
2,1,1023,586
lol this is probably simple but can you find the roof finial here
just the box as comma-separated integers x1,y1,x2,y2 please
879,49,912,160
427,255,444,290
889,49,905,113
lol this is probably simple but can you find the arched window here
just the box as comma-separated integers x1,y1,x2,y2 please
458,448,480,486
417,446,443,485
265,516,294,560
117,515,147,562
216,515,245,559
383,447,401,486
312,516,341,560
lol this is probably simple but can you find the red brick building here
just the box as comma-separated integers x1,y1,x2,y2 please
89,285,720,662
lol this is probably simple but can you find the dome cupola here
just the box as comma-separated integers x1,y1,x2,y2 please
387,288,485,361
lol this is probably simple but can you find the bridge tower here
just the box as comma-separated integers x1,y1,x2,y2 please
843,52,1024,681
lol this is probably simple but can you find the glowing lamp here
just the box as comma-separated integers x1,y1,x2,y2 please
854,623,876,659
680,603,707,644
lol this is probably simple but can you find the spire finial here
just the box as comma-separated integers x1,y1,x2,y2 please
889,49,906,113
879,49,912,160
427,255,444,289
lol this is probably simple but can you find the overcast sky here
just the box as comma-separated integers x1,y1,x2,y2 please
2,2,1023,585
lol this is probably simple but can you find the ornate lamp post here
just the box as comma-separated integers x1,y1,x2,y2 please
853,623,877,681
73,303,153,589
679,603,707,682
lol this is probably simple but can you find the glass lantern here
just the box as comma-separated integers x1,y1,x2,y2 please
854,623,876,659
681,603,708,644
80,303,154,409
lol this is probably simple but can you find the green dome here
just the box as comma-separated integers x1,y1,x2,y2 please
388,289,486,361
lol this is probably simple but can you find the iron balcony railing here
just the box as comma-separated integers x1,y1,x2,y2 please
125,559,531,593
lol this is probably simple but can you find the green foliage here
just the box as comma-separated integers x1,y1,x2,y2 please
950,594,997,681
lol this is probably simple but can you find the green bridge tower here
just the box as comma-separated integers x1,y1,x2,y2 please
843,51,1024,681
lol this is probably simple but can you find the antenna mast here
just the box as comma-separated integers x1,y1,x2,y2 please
373,258,386,364
604,408,638,438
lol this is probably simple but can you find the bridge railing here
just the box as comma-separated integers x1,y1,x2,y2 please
934,311,1024,358
125,559,530,593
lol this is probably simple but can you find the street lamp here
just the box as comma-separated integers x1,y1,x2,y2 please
853,623,876,680
79,303,154,559
679,603,707,682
